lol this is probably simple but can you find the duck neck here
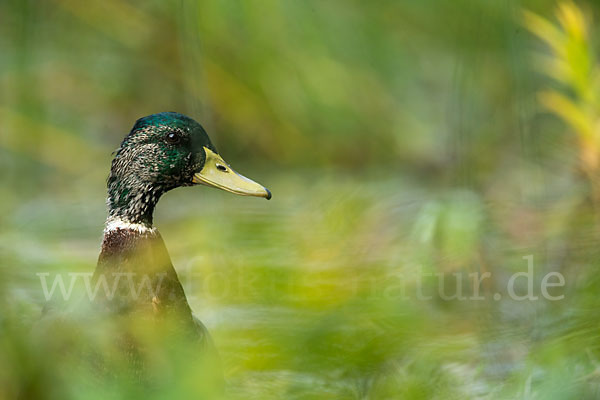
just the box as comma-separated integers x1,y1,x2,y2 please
106,175,164,227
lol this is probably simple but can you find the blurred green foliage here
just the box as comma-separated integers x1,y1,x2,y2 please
3,0,600,399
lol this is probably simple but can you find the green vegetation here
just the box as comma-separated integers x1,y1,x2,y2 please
2,0,600,398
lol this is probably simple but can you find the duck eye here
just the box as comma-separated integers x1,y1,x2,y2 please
216,163,228,172
166,132,180,144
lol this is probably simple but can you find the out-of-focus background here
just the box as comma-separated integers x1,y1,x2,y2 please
2,0,600,398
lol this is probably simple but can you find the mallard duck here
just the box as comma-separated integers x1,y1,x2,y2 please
92,112,270,378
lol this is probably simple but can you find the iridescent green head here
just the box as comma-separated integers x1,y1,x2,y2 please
107,112,270,226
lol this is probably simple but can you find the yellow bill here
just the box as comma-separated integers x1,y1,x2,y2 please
192,147,271,199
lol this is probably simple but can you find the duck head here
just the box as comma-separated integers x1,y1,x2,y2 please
107,112,270,226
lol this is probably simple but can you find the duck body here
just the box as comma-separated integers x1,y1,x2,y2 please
95,224,196,331
90,112,270,382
